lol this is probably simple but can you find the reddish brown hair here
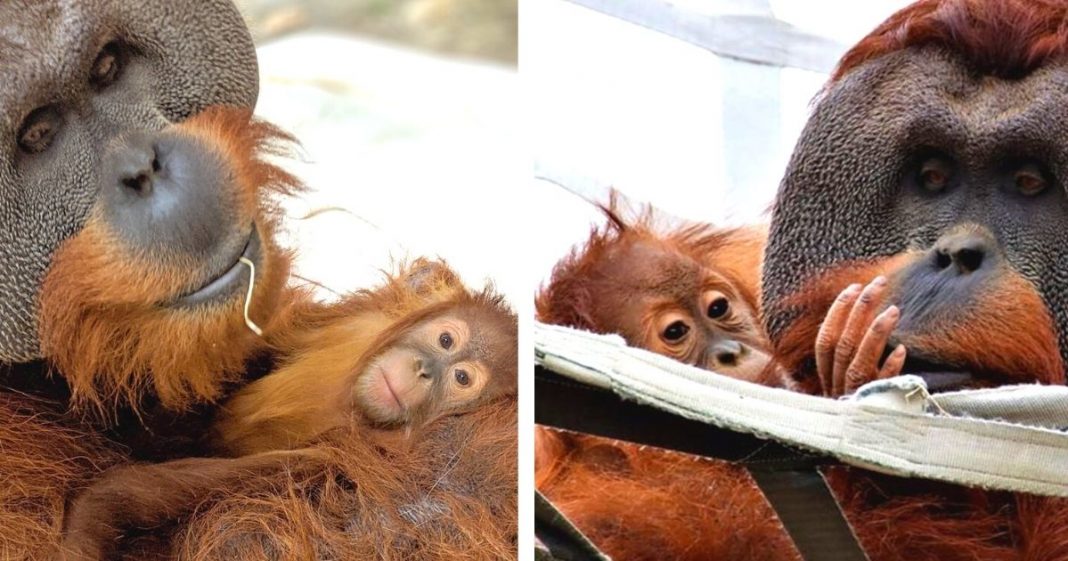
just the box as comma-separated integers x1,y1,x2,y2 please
180,399,518,561
833,0,1068,81
771,255,1064,392
38,107,307,417
537,428,800,561
0,395,124,559
536,195,765,331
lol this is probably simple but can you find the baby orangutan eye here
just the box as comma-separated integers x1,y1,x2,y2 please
662,320,690,342
454,368,471,386
707,297,730,319
439,332,453,350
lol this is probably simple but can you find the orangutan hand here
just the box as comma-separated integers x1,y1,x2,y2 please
815,277,907,397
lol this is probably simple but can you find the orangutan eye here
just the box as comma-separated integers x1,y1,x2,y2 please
917,157,953,192
90,42,125,89
1014,164,1049,196
17,105,62,154
662,321,690,342
439,332,453,350
454,368,470,386
707,297,730,319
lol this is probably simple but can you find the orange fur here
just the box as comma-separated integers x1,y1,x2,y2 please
821,468,1068,561
537,428,800,561
537,197,766,332
212,258,517,456
175,401,517,561
0,393,125,560
56,396,517,561
61,399,516,561
37,107,309,416
539,430,1068,561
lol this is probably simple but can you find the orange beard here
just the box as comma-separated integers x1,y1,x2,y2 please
38,107,308,416
770,254,1063,393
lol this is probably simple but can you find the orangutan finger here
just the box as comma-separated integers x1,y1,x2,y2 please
844,305,900,393
833,276,889,396
877,344,907,380
816,283,862,395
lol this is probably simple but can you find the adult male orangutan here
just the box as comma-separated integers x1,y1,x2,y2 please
0,2,269,556
0,2,517,560
764,0,1068,559
541,1,1068,560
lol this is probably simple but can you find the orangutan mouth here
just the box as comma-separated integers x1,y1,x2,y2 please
173,225,261,308
897,354,978,392
381,371,406,411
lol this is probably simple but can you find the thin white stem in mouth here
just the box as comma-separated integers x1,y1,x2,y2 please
238,256,263,337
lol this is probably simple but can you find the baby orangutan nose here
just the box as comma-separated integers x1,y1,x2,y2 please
98,130,237,260
711,340,745,367
415,357,431,379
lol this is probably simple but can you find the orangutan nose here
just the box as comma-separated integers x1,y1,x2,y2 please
933,231,991,275
711,340,746,367
99,131,234,259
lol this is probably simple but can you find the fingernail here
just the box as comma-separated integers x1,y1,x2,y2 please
871,276,888,287
845,283,862,294
883,305,899,318
894,344,906,355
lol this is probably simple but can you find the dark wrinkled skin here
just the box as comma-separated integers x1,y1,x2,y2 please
0,0,258,362
0,0,257,556
763,45,1068,373
0,5,520,560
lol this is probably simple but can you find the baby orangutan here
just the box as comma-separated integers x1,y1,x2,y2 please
59,260,518,561
535,203,796,561
213,257,519,455
535,200,906,561
538,198,905,391
537,200,774,383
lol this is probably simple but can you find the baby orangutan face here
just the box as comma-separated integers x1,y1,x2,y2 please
354,302,518,427
591,240,772,382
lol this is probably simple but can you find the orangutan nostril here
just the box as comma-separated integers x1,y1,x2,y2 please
122,173,151,193
935,250,952,271
956,247,983,274
717,352,737,366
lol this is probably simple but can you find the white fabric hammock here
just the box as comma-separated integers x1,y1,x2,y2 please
535,321,1068,497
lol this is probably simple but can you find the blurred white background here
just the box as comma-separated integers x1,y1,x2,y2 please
235,0,523,304
528,0,913,285
237,0,919,307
